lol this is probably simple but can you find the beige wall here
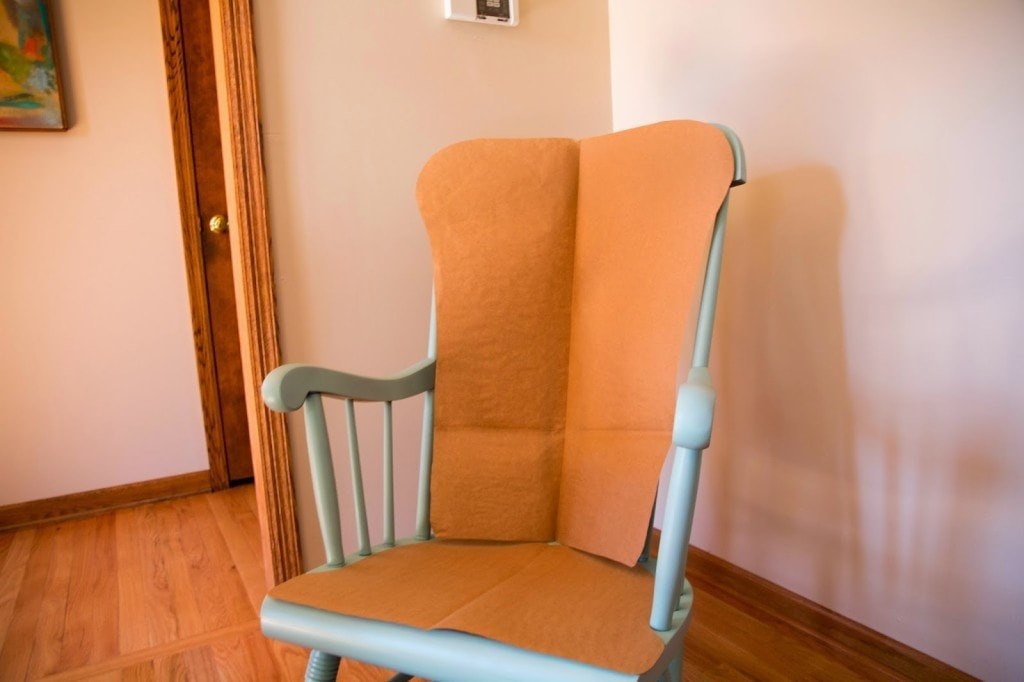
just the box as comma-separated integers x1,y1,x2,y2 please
252,0,612,567
0,0,208,505
609,0,1024,678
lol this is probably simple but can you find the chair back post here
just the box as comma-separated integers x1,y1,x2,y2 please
415,288,438,540
303,393,347,567
650,445,703,630
690,193,731,368
649,194,729,630
650,124,745,630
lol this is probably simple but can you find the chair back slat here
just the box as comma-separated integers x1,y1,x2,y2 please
344,398,372,556
303,393,346,566
382,400,395,547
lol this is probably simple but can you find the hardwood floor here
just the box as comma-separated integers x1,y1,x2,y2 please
682,548,972,681
0,486,971,681
0,485,307,680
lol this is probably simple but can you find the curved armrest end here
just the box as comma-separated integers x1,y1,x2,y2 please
262,363,314,412
672,367,716,450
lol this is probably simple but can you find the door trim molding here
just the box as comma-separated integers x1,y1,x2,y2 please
159,0,231,492
215,0,302,584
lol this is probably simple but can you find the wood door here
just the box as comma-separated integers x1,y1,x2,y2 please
162,0,253,486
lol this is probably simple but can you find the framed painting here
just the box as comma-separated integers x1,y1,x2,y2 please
0,0,66,130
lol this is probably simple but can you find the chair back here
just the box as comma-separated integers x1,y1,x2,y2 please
417,121,735,565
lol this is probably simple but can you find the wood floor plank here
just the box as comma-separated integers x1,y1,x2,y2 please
41,622,260,681
0,528,36,646
688,572,899,681
27,522,77,678
0,531,14,560
270,638,311,679
154,644,220,680
685,618,772,682
73,670,128,682
149,499,207,642
226,485,264,559
685,546,972,681
116,662,156,682
682,637,757,682
207,627,281,681
175,494,256,631
57,514,120,673
0,524,54,679
243,484,261,521
114,507,148,655
206,486,267,612
117,500,196,653
687,588,864,682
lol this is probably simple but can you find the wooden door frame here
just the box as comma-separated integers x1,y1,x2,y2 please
160,0,301,586
160,0,230,492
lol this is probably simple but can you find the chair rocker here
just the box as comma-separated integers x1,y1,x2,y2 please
260,120,747,681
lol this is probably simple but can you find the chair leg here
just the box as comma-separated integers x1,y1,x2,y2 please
305,650,341,681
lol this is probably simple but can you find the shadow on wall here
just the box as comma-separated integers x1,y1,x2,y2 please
705,165,860,606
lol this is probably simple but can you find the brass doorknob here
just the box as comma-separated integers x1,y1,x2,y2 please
209,214,228,234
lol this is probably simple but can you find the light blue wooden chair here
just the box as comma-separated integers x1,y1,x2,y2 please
260,121,746,681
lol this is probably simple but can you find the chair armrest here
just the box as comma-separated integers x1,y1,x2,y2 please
262,358,436,412
672,367,715,450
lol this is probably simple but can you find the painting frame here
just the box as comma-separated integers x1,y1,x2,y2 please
0,0,67,131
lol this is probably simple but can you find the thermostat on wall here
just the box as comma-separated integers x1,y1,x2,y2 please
445,0,519,27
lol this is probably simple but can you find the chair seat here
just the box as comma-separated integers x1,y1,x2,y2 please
267,540,666,676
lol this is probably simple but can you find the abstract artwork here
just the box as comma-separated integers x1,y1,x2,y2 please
0,0,66,130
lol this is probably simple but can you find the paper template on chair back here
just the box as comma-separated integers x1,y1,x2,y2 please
423,122,734,565
261,120,745,682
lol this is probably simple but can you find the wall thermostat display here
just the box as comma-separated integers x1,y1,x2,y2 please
445,0,519,26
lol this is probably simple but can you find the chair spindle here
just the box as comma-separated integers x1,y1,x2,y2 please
303,393,345,566
344,398,372,556
383,400,395,547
